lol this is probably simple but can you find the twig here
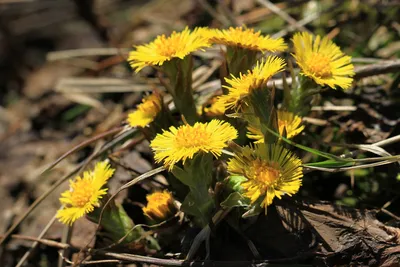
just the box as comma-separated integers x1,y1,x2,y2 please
256,0,310,33
380,208,400,221
354,60,400,79
311,106,357,112
1,234,71,250
273,12,319,38
58,224,73,267
96,251,184,266
47,48,129,61
352,57,388,64
302,117,328,126
61,255,122,266
15,216,58,267
55,78,157,93
97,251,315,267
195,0,230,27
0,0,34,3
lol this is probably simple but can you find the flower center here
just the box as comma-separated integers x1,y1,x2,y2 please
156,35,181,57
175,125,211,148
251,159,280,186
306,53,332,78
70,179,93,207
139,99,160,115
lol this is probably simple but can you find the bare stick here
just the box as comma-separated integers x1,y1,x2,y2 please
15,215,58,267
311,106,357,112
273,12,319,38
1,234,71,250
47,48,129,61
256,0,310,33
354,60,400,79
195,0,230,26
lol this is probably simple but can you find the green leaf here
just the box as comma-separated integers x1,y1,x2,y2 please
304,159,355,168
221,192,250,208
263,125,352,162
242,202,263,218
227,175,246,192
171,153,214,188
181,191,214,227
171,153,215,227
248,86,278,144
171,165,196,188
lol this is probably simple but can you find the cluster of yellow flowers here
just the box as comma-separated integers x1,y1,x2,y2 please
57,26,355,227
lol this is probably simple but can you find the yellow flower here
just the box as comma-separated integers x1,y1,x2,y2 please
207,27,287,52
292,32,355,89
143,191,176,221
203,96,226,116
56,161,115,225
128,27,210,72
127,93,162,127
150,120,237,170
227,143,303,209
217,56,286,109
247,110,305,143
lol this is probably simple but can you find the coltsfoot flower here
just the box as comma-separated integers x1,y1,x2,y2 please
128,27,210,72
150,120,237,170
207,27,287,52
292,32,355,89
217,56,286,109
247,110,305,143
203,96,226,116
143,191,176,221
228,143,303,209
127,93,162,127
56,161,115,225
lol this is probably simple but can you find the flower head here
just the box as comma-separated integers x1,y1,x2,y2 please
217,56,286,109
247,110,304,143
228,143,303,209
129,27,210,72
56,161,115,225
127,93,162,127
143,191,176,221
207,27,287,52
292,32,355,89
150,120,237,170
203,96,226,116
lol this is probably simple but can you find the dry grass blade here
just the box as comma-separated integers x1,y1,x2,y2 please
55,78,159,93
47,48,129,61
62,93,106,111
256,0,310,33
304,159,397,173
311,105,357,111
